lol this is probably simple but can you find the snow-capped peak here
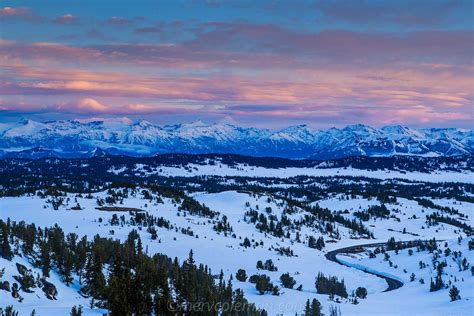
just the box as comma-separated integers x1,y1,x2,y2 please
270,124,320,143
0,119,471,159
134,119,155,128
381,125,424,139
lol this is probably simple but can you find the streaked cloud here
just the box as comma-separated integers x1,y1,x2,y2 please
0,1,472,128
53,14,78,25
107,16,134,26
0,6,41,22
0,6,29,17
316,0,471,28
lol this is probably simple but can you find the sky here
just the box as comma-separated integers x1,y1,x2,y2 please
0,0,472,129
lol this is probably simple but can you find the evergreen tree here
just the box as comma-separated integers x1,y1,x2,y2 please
107,270,134,315
304,299,322,316
310,298,323,316
0,223,13,260
0,306,19,316
236,269,247,282
62,249,74,286
39,239,51,277
83,251,106,303
355,287,367,299
75,236,88,284
280,273,296,289
263,259,277,271
70,305,82,316
315,273,348,298
305,299,311,316
187,249,195,266
449,286,460,301
0,218,268,316
430,275,444,292
153,267,171,314
255,275,270,295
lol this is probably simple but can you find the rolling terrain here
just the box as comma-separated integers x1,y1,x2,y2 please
0,155,473,315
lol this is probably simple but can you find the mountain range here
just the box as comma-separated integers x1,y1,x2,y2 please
0,119,472,159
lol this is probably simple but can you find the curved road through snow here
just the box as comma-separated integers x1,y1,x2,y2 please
325,242,404,292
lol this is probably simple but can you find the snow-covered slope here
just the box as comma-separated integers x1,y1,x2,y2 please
0,119,472,159
1,153,473,315
1,255,105,315
1,189,472,315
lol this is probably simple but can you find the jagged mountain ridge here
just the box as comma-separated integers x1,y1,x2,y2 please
0,119,472,159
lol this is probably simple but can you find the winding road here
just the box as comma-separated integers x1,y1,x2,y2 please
325,242,404,292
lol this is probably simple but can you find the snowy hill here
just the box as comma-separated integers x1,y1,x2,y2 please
1,166,473,314
0,119,471,159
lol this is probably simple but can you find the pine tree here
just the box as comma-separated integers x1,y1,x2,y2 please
62,249,74,286
255,275,270,295
153,267,171,314
304,299,311,316
310,298,322,316
355,286,367,299
263,259,277,271
186,249,195,266
304,299,322,316
0,306,18,316
315,273,348,298
280,273,296,289
316,237,325,250
1,218,268,316
449,286,460,301
70,305,82,316
107,270,133,315
0,223,13,260
236,269,247,282
83,251,106,303
430,275,444,292
75,236,88,284
39,240,51,277
181,250,198,307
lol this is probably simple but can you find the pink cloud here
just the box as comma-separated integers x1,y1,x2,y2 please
0,6,29,17
1,21,472,128
2,61,472,114
75,98,108,112
2,95,470,128
0,6,40,21
0,97,198,116
53,14,78,24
